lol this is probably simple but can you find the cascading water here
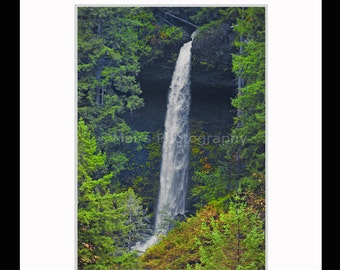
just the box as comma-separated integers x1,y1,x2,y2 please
133,32,196,253
155,39,192,229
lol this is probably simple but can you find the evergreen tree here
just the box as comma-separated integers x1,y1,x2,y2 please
78,7,150,168
222,7,265,190
189,196,265,270
78,7,185,194
78,118,116,268
78,119,146,269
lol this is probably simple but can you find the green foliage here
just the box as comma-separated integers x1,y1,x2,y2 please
141,194,265,270
78,119,148,269
232,42,265,83
191,169,228,209
78,118,115,268
158,26,184,43
189,120,234,210
191,197,265,269
191,7,226,25
194,19,224,38
233,8,265,42
221,7,266,190
78,7,186,195
78,7,151,187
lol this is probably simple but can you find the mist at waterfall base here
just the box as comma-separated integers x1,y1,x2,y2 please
133,37,194,253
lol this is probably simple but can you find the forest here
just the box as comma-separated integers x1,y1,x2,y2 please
77,7,265,270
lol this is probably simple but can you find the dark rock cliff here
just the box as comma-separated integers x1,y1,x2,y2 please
139,20,237,90
191,21,237,89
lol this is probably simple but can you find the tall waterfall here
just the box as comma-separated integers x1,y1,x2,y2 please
155,39,192,229
133,35,195,253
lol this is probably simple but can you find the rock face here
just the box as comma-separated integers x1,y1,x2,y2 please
129,77,235,133
191,64,236,89
139,21,237,90
191,21,237,89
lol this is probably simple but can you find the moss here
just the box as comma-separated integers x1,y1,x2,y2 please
199,61,215,69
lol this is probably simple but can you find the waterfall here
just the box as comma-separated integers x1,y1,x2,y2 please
155,39,192,229
133,33,195,253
